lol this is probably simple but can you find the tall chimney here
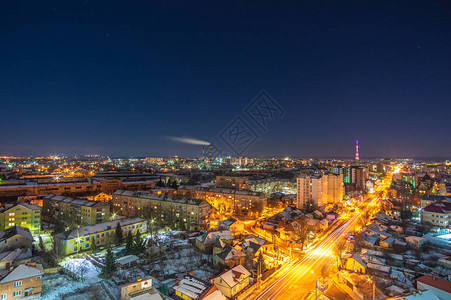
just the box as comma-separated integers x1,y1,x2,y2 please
209,144,212,161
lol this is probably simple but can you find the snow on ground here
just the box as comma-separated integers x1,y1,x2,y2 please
38,273,90,300
61,257,101,283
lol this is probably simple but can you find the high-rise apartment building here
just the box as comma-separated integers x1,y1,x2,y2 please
296,173,344,209
326,173,344,204
351,167,368,191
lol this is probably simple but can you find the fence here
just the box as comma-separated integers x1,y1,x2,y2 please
44,266,63,274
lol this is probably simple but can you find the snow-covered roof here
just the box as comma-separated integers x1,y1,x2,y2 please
0,226,33,243
0,264,43,284
203,290,227,300
382,237,395,245
197,230,233,244
406,236,426,242
367,263,390,274
0,248,32,263
351,253,367,267
57,217,145,240
173,275,213,299
44,194,107,207
216,265,251,288
217,246,245,261
243,234,270,246
117,254,139,265
114,190,209,206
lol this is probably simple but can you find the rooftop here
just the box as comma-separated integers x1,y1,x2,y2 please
173,275,213,299
0,264,43,284
114,190,209,206
0,226,33,243
417,274,451,294
56,217,145,240
44,194,108,207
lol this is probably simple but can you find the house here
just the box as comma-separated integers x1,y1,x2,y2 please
380,237,395,248
0,263,44,299
0,226,33,252
214,246,246,267
117,255,140,269
345,253,367,274
319,219,328,231
367,263,390,276
212,238,226,257
120,277,163,300
173,275,220,300
212,265,252,299
367,226,392,240
241,235,274,255
405,236,426,248
416,275,451,300
0,248,33,270
195,230,233,252
362,233,378,247
218,218,244,237
202,290,227,300
438,256,451,269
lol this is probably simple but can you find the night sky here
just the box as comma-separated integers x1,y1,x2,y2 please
1,1,450,158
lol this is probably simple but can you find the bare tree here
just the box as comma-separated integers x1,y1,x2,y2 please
334,239,347,269
359,209,372,228
293,217,309,249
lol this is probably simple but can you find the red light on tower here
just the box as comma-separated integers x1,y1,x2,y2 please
355,140,359,161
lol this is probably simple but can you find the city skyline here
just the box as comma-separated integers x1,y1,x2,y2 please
1,1,450,157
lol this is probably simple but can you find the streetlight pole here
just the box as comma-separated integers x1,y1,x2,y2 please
373,280,375,300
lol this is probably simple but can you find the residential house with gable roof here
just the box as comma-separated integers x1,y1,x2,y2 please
212,265,252,299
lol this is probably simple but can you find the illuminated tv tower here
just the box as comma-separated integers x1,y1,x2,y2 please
355,140,360,161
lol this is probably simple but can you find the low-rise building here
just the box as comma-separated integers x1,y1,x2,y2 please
54,217,146,256
43,194,110,227
0,263,44,299
0,226,33,252
345,253,367,274
173,275,220,300
119,277,163,300
0,248,32,270
196,230,233,252
0,203,41,235
421,201,451,227
405,236,426,248
212,265,252,299
214,246,246,268
416,275,451,300
218,218,244,237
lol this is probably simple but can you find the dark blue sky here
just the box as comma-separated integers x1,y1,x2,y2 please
1,1,450,158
